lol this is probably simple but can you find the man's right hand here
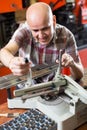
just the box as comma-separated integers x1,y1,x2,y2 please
9,57,30,76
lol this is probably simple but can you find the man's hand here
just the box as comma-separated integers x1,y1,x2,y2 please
62,53,74,67
9,57,30,76
56,53,74,68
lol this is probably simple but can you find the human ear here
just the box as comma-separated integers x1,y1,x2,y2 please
53,15,56,26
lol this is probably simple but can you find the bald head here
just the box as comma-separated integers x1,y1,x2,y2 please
26,2,56,45
26,2,53,26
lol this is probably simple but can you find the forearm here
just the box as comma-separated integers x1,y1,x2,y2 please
0,48,14,68
70,62,84,81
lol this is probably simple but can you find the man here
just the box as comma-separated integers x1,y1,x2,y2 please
0,2,84,83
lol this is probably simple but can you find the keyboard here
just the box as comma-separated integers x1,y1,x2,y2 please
0,108,57,130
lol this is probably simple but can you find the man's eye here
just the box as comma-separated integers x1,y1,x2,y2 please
42,26,50,31
42,28,47,31
32,26,50,32
33,30,38,32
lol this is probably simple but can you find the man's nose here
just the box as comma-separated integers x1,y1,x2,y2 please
38,30,43,36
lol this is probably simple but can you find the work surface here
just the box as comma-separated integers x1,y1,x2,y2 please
0,102,87,130
0,68,87,130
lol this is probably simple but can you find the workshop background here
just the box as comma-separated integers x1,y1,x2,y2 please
0,0,87,104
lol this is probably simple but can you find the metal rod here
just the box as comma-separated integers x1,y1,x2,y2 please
54,49,62,79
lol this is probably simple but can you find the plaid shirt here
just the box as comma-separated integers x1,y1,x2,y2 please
10,22,80,82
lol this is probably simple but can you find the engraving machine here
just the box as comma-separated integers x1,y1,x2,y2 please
0,50,87,130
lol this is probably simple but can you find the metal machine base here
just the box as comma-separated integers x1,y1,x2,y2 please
7,96,87,130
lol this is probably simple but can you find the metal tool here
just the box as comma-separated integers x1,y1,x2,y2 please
0,62,58,90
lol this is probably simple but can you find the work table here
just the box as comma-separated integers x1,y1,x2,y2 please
0,68,87,130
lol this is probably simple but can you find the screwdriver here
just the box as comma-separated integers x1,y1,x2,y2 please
0,113,20,118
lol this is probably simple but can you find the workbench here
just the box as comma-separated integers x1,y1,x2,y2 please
0,68,87,130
